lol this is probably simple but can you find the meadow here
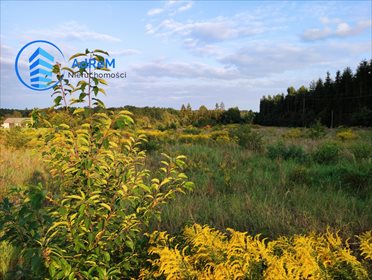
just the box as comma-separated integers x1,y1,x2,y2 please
0,52,371,279
1,122,371,279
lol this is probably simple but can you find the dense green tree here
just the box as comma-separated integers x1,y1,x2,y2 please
256,60,372,127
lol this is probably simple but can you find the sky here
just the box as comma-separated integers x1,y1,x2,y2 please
0,0,371,111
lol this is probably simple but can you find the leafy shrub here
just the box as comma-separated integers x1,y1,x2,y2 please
336,129,358,141
267,142,307,162
0,50,194,279
142,224,371,279
4,127,32,149
0,186,51,279
306,120,326,139
1,110,194,279
215,134,235,144
338,162,372,197
350,143,372,160
183,127,201,135
283,128,303,139
209,131,236,145
229,126,263,152
178,134,210,144
312,142,341,164
158,122,177,131
288,165,309,185
138,136,160,152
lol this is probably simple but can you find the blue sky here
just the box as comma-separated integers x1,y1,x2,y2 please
1,0,371,110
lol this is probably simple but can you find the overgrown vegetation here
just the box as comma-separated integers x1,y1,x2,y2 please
0,52,371,279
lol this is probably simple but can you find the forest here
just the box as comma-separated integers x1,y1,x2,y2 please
256,60,372,127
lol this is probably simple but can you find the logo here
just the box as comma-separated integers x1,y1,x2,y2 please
15,40,127,91
15,40,65,91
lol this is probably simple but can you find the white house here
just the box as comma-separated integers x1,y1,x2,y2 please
1,118,30,128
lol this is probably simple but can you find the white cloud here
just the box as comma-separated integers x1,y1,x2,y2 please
27,21,121,42
302,19,371,41
131,59,240,80
110,49,141,56
177,2,193,13
148,16,265,43
147,8,164,16
146,1,193,17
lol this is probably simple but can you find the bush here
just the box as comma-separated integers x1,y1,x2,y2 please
283,128,303,139
178,134,210,144
183,127,201,135
0,110,194,279
288,165,309,185
336,129,358,141
306,120,326,139
312,142,341,164
4,127,32,149
138,136,160,152
142,224,371,279
229,126,263,152
350,143,372,160
338,162,372,197
267,142,307,162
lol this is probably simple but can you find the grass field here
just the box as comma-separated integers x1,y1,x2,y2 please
0,124,371,278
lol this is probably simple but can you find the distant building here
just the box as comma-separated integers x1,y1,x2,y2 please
1,118,30,128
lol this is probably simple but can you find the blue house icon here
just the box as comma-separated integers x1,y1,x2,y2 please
29,47,54,89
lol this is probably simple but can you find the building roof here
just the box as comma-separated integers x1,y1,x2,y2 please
3,118,30,124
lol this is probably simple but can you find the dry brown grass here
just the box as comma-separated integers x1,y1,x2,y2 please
0,145,45,200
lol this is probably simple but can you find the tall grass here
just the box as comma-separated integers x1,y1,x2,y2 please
146,136,372,238
0,145,46,200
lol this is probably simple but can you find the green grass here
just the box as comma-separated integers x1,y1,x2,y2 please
0,126,371,277
145,128,372,238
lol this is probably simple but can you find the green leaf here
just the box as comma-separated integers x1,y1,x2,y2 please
47,221,69,235
97,78,108,85
66,195,83,200
53,96,63,106
125,240,135,251
73,108,85,115
93,86,99,96
98,88,106,95
92,98,105,108
103,251,111,262
93,49,109,56
100,203,111,211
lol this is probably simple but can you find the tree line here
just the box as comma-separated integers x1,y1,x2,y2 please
1,60,371,128
255,60,372,127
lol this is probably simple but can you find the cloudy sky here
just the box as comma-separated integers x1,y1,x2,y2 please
0,0,371,110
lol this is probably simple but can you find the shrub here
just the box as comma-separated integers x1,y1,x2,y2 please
4,127,32,149
183,127,201,135
178,134,210,144
283,128,303,139
138,137,160,152
1,110,194,279
142,224,371,279
306,120,326,139
267,142,307,162
338,162,372,197
336,129,358,141
350,143,372,160
0,51,194,279
229,126,263,152
312,142,341,164
288,165,309,185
